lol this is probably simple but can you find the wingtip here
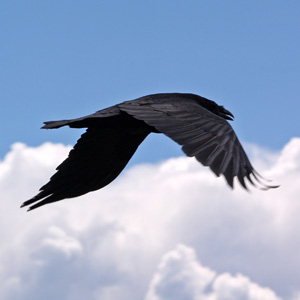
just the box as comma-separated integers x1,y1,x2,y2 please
250,178,280,191
241,168,277,190
20,202,31,211
21,196,38,210
266,184,280,190
257,184,280,191
225,171,280,191
21,202,37,212
20,200,29,208
20,200,31,208
20,203,32,212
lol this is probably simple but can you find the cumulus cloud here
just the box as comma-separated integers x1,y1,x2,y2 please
145,244,281,300
0,139,300,299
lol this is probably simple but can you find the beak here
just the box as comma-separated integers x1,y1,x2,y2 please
223,108,234,121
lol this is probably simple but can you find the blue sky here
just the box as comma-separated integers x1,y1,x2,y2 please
1,2,300,299
1,1,299,162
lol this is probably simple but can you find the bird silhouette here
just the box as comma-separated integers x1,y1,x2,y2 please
21,93,278,211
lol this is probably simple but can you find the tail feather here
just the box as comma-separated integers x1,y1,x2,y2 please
42,120,73,129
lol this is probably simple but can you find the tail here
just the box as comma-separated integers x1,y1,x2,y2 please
42,105,122,130
42,116,100,129
42,120,74,129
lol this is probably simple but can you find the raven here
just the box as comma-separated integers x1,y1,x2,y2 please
21,93,277,211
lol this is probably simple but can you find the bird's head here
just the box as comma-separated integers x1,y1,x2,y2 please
216,105,234,121
193,94,234,121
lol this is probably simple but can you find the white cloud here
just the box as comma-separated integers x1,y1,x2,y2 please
0,139,300,299
145,244,215,300
145,244,281,300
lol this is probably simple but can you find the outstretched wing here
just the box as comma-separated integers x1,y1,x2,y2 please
22,114,150,210
119,97,275,190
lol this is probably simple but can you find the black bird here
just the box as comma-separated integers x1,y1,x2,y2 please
22,93,277,211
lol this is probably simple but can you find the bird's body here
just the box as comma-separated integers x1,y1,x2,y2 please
22,93,277,211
